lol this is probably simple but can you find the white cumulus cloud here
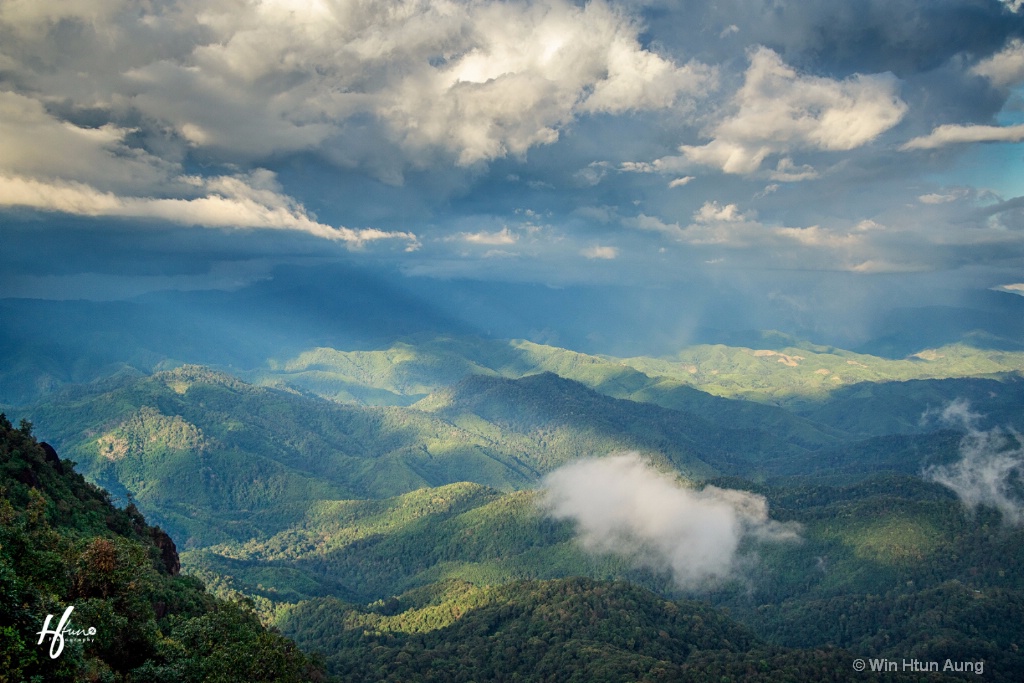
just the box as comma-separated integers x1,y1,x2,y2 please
675,47,907,175
972,38,1024,88
694,201,747,223
0,0,712,171
0,69,415,245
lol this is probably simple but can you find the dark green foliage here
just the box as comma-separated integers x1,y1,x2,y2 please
759,431,963,483
794,376,1024,436
418,371,788,476
14,333,1024,682
701,475,1024,682
279,577,934,683
0,415,323,682
192,470,1024,681
27,367,563,546
183,486,609,606
131,601,324,683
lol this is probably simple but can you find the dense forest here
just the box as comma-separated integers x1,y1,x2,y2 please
0,415,322,682
7,334,1024,681
279,577,938,683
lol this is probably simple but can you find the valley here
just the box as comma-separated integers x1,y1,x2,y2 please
7,3,1024,678
8,332,1024,680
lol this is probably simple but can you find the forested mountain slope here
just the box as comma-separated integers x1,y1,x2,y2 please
251,336,1024,412
0,415,321,682
183,469,1024,680
278,577,935,683
29,366,795,546
14,334,1024,682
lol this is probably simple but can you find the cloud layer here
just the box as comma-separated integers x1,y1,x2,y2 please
0,0,710,168
541,453,799,588
0,86,416,245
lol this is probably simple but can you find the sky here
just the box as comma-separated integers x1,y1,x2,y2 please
2,0,1024,350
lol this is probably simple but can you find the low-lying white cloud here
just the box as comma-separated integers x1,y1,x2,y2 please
541,453,799,588
924,399,1024,525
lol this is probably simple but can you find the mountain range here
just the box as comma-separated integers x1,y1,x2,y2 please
5,293,1024,681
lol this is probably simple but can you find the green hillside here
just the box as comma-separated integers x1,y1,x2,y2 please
795,376,1024,436
277,577,919,683
251,336,655,406
706,475,1024,681
25,379,1005,681
250,335,1024,444
26,366,548,546
182,469,1024,680
31,365,822,546
252,336,1024,408
417,372,735,476
0,415,321,682
16,334,1024,681
181,485,606,609
617,342,1024,403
